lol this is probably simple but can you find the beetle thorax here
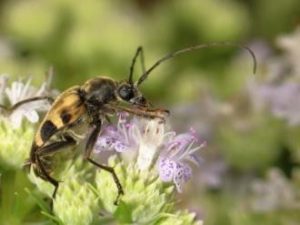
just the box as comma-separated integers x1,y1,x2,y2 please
82,77,117,106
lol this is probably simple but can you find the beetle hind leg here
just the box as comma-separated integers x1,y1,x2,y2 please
30,135,77,200
35,157,60,199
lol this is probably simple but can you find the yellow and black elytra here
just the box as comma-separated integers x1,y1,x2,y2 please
3,43,256,206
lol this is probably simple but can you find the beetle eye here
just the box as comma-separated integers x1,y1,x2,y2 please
118,85,134,101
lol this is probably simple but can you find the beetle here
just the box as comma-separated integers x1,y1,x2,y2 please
4,42,256,205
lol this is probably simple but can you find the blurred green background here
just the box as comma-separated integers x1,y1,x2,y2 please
1,0,300,224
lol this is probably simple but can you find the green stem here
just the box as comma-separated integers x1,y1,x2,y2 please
0,169,17,225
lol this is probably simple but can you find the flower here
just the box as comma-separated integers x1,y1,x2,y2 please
250,168,299,212
29,159,99,225
248,80,300,126
53,164,98,225
95,113,170,170
262,83,300,125
0,119,34,169
277,27,300,77
135,118,167,170
158,129,206,192
246,27,300,126
95,113,138,153
95,156,202,225
0,75,51,168
94,114,206,193
27,113,204,225
3,77,51,128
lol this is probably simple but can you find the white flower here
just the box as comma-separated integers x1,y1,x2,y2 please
4,78,51,128
135,118,167,170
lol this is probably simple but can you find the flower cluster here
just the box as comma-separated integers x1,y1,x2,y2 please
0,74,51,128
247,28,300,126
0,74,51,168
277,27,300,77
250,169,300,212
249,81,300,126
29,114,205,225
95,113,206,193
95,156,203,225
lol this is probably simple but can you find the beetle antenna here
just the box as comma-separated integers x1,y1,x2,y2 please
136,42,257,86
128,46,145,85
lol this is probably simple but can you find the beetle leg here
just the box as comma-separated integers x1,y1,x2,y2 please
84,120,124,205
10,96,54,111
0,96,55,116
35,156,60,198
32,135,76,200
0,104,8,113
36,136,77,158
108,104,169,120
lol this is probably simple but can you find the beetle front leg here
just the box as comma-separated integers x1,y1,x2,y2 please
108,104,169,120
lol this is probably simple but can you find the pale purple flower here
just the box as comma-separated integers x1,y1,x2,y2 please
94,114,206,193
95,113,170,169
265,83,300,125
158,129,206,192
250,169,300,212
95,113,138,153
248,80,300,126
246,28,300,126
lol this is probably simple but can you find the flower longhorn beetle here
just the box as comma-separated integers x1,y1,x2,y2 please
8,42,256,205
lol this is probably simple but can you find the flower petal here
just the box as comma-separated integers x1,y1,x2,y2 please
173,163,192,193
94,136,115,153
9,110,23,129
113,140,129,152
158,158,175,182
24,110,39,123
137,144,157,171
